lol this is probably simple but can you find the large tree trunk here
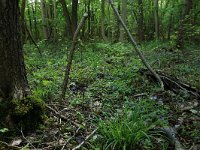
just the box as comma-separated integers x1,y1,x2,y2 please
21,0,27,44
0,1,44,130
0,0,29,99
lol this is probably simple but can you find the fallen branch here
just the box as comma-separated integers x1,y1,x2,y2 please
140,69,200,98
61,127,81,150
61,13,88,99
157,127,184,150
21,128,36,149
109,0,164,90
45,104,80,127
72,128,98,150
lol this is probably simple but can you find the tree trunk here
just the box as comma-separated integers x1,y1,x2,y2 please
40,0,48,39
21,0,26,44
0,1,29,99
60,0,72,38
27,2,33,35
119,0,127,41
101,0,107,40
72,0,78,35
138,0,144,42
154,0,159,41
176,0,194,49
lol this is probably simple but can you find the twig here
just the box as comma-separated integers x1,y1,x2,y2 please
133,93,148,98
109,0,164,90
45,104,81,127
72,128,98,150
61,127,81,150
21,128,36,149
0,141,21,149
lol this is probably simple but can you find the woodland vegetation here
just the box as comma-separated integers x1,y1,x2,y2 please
0,0,200,149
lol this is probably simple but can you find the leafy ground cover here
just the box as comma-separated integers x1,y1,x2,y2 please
1,41,199,149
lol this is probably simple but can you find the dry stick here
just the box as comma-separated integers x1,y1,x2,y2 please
109,0,164,90
61,127,81,150
72,128,98,150
61,13,88,99
45,104,80,127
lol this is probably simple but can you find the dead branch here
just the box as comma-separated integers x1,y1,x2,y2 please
72,128,98,150
45,104,81,127
61,13,88,99
109,0,164,90
61,127,81,150
140,69,200,98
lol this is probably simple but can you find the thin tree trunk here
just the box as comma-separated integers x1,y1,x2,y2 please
138,0,144,42
61,13,88,99
40,0,48,39
59,0,72,38
119,0,127,41
101,0,107,40
27,2,33,35
72,0,78,35
154,0,159,40
109,0,164,90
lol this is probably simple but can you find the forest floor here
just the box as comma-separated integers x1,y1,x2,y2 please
0,41,200,150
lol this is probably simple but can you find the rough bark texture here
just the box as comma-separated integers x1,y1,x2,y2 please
21,0,27,44
0,1,45,131
0,0,29,99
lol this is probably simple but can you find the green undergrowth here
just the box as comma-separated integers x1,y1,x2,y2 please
92,99,169,150
23,40,200,149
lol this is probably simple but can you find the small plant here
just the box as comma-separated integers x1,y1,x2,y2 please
95,99,168,150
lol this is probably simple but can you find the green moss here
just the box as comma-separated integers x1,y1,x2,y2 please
10,96,45,131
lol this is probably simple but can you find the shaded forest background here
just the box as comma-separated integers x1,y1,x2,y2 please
0,0,200,149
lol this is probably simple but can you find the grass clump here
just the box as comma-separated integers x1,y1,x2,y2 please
95,99,168,150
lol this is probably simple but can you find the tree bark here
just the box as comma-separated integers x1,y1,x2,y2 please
138,0,145,42
154,0,159,41
176,0,194,49
40,0,48,39
60,0,72,38
72,0,78,35
21,0,26,44
119,0,127,41
0,0,29,99
101,0,107,40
